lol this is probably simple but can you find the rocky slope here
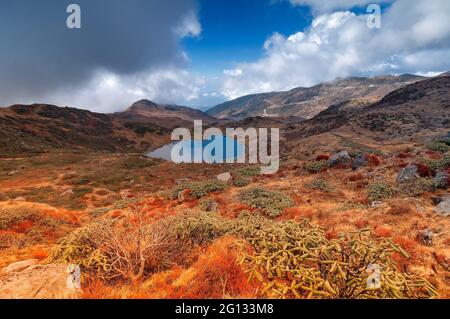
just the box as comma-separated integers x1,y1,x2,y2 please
0,100,217,156
285,75,450,144
208,75,425,120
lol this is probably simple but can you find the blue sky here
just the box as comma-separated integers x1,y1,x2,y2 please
182,0,313,75
1,0,449,112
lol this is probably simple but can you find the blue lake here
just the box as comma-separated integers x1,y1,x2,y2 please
146,136,244,163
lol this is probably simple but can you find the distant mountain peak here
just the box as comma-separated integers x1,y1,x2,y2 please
126,99,160,112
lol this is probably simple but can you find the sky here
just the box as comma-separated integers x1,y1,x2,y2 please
0,0,449,112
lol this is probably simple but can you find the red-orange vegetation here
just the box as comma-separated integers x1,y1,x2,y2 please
393,236,419,259
316,154,330,161
424,151,442,160
353,219,369,229
12,220,34,233
183,200,199,209
172,237,259,299
281,207,315,220
414,163,432,177
387,201,416,215
367,154,381,166
325,229,338,240
32,249,49,260
347,173,365,182
82,280,121,299
374,225,393,238
109,210,123,218
397,152,411,159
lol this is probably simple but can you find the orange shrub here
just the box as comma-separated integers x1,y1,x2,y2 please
414,163,432,177
82,280,120,299
393,236,418,258
173,237,259,299
13,220,34,233
353,219,369,229
315,154,330,161
348,173,365,182
374,226,393,238
32,249,49,260
367,154,381,166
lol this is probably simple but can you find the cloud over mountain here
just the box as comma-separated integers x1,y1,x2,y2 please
221,0,450,99
0,0,201,111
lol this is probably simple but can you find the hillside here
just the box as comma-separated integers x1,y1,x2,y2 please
285,75,450,144
115,99,217,129
0,100,216,156
208,75,425,120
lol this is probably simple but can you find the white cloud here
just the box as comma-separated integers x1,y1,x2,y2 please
174,10,202,38
289,0,393,12
221,0,450,99
41,68,206,113
223,69,243,77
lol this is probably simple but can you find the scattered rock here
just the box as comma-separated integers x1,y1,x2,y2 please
328,151,351,168
352,154,368,171
61,189,73,197
431,196,444,205
0,260,81,299
217,172,232,183
396,164,419,183
418,229,434,246
205,200,218,212
7,170,18,176
370,201,384,208
434,196,450,217
434,169,449,189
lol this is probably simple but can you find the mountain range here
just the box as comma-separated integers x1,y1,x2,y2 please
207,74,425,120
1,72,449,156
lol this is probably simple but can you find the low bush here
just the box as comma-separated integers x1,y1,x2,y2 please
305,161,327,173
307,179,334,193
427,141,449,153
422,154,450,173
50,209,438,299
172,181,228,200
398,178,437,196
367,182,394,202
235,214,437,299
233,176,252,187
238,167,261,177
239,188,294,217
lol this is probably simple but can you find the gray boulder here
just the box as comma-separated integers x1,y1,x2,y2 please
397,164,419,183
352,154,368,171
434,196,450,217
434,170,449,189
328,151,351,168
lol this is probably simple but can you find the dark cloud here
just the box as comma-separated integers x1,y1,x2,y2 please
0,0,198,106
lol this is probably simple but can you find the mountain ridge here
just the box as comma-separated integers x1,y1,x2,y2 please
207,74,427,120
